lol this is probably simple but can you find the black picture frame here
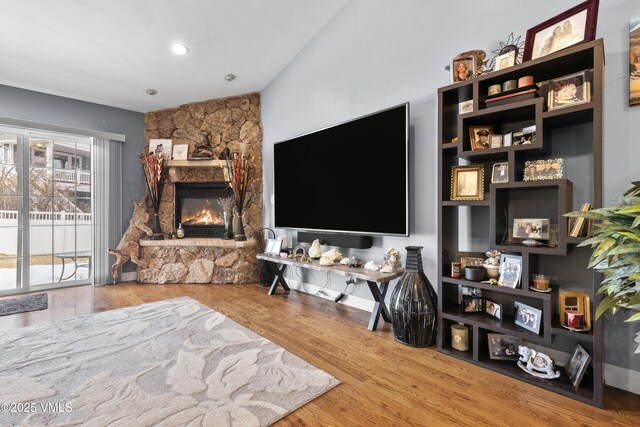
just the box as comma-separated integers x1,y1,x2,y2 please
514,301,542,334
487,334,522,360
523,0,600,61
566,343,591,387
463,296,483,313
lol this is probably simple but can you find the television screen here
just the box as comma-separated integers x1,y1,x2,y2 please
274,103,408,236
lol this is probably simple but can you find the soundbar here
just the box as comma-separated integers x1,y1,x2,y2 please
297,231,373,249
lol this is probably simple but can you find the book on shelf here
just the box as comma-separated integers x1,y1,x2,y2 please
568,203,591,237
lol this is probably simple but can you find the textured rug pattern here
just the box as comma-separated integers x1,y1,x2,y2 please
0,297,339,426
0,293,48,317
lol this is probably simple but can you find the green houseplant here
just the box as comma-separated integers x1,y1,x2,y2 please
565,181,640,324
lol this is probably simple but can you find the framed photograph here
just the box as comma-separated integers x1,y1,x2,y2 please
484,298,502,320
566,344,591,387
459,100,474,114
523,0,600,61
450,165,484,201
264,238,283,255
498,254,522,288
513,218,550,240
458,285,482,304
469,126,493,151
490,134,503,149
631,17,640,106
149,139,173,159
512,131,523,145
548,71,590,110
172,144,188,160
514,301,542,334
523,158,564,181
463,296,483,313
452,57,476,82
491,162,509,184
503,132,512,147
494,50,516,71
488,334,522,360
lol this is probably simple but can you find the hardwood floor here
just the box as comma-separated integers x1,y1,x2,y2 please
1,283,639,426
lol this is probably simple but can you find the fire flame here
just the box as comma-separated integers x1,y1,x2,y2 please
184,209,222,225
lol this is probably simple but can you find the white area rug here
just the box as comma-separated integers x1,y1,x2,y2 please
0,297,340,426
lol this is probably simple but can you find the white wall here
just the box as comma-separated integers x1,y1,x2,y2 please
261,0,640,386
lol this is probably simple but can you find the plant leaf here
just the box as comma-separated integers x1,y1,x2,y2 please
595,295,616,319
624,312,640,322
589,238,617,268
609,243,640,256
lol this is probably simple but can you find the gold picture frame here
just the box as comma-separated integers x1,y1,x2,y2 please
451,165,484,201
523,158,563,181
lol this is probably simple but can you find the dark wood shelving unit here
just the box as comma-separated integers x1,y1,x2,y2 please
437,39,604,407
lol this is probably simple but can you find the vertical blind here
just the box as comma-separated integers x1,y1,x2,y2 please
92,138,122,285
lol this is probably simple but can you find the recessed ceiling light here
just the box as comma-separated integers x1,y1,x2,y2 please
146,89,158,96
225,74,236,82
172,43,189,55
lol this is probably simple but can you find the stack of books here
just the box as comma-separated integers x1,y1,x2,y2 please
568,203,591,238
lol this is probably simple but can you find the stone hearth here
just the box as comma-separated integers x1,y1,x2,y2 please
137,239,258,284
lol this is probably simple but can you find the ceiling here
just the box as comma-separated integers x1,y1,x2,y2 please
0,0,347,113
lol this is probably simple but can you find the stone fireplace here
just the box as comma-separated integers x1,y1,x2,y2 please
175,182,232,238
135,92,263,285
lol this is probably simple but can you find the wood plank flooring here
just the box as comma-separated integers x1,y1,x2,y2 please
1,283,639,426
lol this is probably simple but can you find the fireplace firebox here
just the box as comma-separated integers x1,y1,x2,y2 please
175,182,233,238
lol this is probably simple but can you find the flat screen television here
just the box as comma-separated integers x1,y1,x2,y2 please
274,103,408,236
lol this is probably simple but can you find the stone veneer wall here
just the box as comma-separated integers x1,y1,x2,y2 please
144,92,263,236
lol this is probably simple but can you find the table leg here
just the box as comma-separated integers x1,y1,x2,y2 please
367,280,391,331
268,263,290,295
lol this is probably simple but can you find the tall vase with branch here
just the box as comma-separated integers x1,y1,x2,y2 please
138,149,167,240
219,196,235,240
225,146,256,241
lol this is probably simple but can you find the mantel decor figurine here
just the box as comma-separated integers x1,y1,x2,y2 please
517,346,561,379
138,148,167,240
224,145,256,241
390,246,438,347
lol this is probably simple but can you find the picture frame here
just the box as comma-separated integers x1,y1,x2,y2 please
264,238,283,255
469,126,493,151
488,334,522,360
463,296,483,313
566,344,591,387
149,139,173,159
630,17,640,106
523,0,600,61
458,285,482,304
484,298,502,320
459,100,474,114
172,144,188,160
513,218,551,240
452,56,476,82
523,158,564,181
498,254,522,288
559,291,592,330
503,132,512,147
490,134,503,149
494,50,516,71
548,70,590,110
514,301,542,334
491,162,509,184
450,165,484,201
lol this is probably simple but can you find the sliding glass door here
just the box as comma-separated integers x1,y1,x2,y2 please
0,126,93,295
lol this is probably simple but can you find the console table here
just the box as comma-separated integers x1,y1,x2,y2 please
256,254,403,331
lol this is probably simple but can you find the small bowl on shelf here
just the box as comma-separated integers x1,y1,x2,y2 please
464,266,486,282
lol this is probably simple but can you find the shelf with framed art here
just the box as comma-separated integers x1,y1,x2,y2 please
437,39,604,407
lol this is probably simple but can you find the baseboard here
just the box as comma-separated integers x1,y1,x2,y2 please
604,363,640,395
285,277,378,313
121,271,137,282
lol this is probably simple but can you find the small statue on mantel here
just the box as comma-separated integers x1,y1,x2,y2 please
190,133,214,159
218,147,231,160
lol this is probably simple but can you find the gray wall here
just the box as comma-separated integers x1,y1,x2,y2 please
0,84,145,273
261,0,640,377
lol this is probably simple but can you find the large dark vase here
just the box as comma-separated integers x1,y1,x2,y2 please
234,210,247,241
390,246,437,347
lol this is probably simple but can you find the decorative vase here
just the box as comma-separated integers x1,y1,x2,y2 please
176,223,185,239
151,213,164,240
223,209,234,240
234,210,247,241
390,246,438,347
